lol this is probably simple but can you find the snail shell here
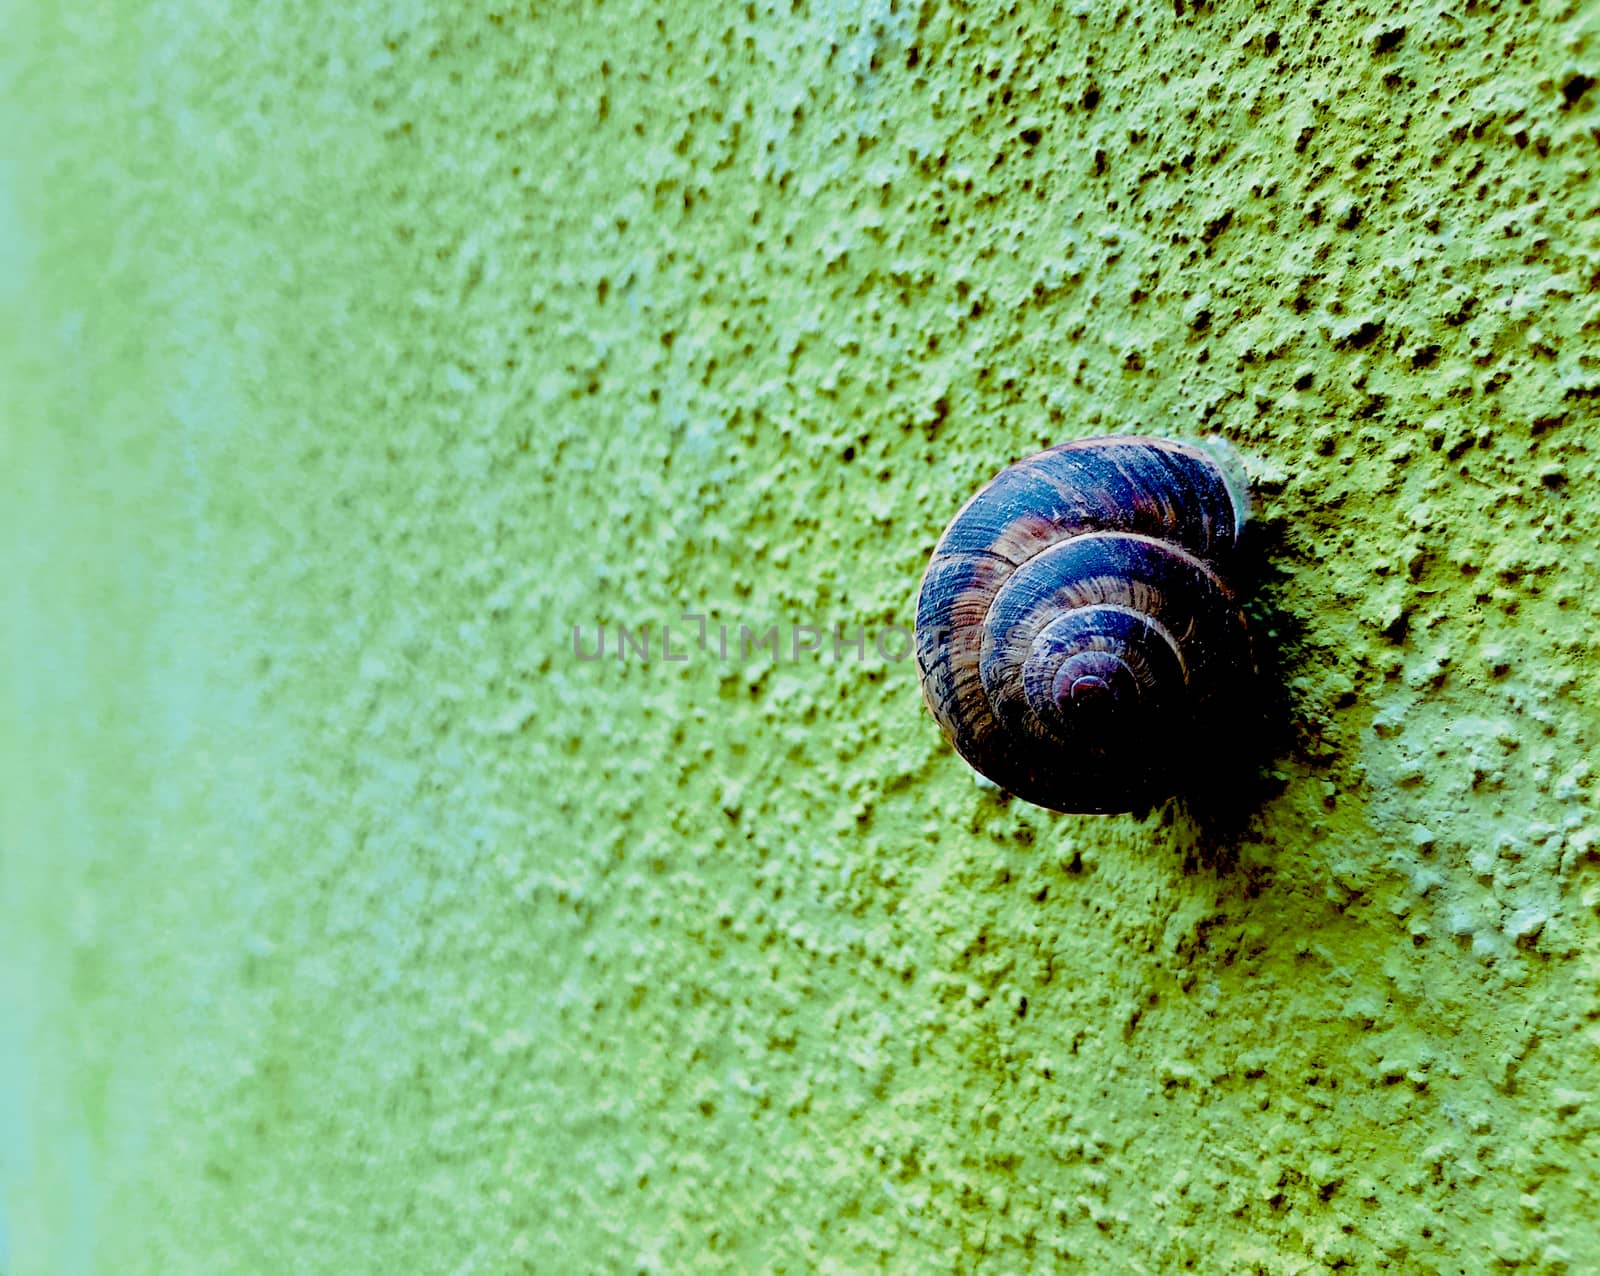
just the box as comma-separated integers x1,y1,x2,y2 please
913,435,1253,814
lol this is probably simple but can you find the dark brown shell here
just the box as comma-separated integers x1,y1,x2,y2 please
913,435,1253,814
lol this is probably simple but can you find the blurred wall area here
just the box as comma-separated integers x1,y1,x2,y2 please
4,1,1599,1271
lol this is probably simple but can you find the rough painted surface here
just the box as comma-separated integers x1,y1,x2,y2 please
4,0,1599,1271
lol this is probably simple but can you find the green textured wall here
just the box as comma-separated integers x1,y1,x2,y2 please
5,0,1600,1271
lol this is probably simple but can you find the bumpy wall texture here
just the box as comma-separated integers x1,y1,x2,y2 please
4,1,1599,1271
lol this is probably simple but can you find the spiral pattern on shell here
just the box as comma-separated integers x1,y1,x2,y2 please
913,435,1253,814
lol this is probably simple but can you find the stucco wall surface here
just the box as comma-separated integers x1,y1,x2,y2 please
4,0,1600,1271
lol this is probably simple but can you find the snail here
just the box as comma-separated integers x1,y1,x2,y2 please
913,435,1254,814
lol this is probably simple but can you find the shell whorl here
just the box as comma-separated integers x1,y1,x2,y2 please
914,436,1252,814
